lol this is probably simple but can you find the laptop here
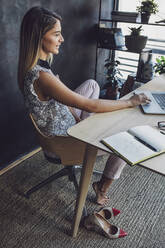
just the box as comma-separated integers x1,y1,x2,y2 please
135,90,165,114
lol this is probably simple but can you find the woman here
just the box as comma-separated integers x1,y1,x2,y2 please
18,6,150,206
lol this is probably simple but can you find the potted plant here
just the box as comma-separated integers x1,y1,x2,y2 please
103,59,123,100
125,25,148,53
154,56,165,75
136,0,159,23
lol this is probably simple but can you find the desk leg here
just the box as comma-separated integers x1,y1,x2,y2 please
71,144,98,237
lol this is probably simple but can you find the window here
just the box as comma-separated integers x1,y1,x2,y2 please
116,0,165,79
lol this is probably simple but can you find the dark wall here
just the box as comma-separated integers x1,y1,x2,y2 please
0,0,112,168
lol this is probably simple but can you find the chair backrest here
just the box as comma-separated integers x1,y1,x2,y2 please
29,114,86,165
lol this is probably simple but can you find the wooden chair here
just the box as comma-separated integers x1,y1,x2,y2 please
25,114,102,205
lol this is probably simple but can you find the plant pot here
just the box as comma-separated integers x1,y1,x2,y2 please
141,12,151,24
125,35,148,53
105,86,119,100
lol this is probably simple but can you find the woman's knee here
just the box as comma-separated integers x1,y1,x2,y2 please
86,79,100,99
87,79,100,91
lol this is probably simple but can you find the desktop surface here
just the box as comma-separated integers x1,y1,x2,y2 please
68,74,165,175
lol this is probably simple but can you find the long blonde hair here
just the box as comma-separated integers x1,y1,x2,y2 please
18,6,62,93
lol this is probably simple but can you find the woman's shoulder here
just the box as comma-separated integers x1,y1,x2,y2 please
30,64,52,75
25,65,52,83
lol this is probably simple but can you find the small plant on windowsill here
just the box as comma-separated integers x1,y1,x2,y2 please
154,56,165,75
136,0,159,23
125,25,148,53
129,25,143,36
103,59,123,100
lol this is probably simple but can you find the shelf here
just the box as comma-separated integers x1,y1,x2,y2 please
100,19,165,26
95,3,160,82
98,45,152,54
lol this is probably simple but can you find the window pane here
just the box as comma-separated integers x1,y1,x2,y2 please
119,0,140,12
117,0,165,80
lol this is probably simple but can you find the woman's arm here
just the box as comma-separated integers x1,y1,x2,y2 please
38,71,150,113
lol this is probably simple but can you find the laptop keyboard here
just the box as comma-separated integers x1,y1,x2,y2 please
153,94,165,110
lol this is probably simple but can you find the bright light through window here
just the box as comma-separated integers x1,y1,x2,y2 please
117,0,165,80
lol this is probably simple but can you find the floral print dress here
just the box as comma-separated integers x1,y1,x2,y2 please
23,65,76,136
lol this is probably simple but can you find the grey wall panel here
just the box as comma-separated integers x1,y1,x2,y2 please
0,0,100,167
52,0,99,89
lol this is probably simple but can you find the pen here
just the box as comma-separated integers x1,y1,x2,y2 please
134,136,157,152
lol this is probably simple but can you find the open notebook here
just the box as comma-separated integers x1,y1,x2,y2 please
101,125,165,165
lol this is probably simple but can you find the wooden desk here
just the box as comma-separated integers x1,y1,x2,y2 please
67,74,165,237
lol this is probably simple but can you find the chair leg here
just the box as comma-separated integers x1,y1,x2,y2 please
74,165,103,175
25,167,71,198
25,165,90,217
68,167,79,191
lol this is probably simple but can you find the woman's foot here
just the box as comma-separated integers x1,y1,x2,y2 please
92,182,109,206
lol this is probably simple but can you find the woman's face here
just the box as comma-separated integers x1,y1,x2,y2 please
41,20,64,58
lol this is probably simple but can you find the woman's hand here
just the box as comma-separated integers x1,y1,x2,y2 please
128,93,151,107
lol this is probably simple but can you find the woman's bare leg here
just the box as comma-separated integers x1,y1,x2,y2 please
72,80,126,206
92,176,114,205
93,154,126,205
